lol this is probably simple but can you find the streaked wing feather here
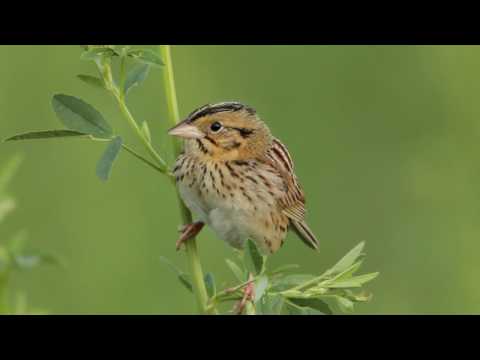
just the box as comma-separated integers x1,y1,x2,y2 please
265,138,319,250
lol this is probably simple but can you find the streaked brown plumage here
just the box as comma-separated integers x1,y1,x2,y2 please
168,102,319,255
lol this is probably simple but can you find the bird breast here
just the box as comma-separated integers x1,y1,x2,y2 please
173,154,288,253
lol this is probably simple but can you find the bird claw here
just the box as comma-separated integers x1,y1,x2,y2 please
176,221,205,251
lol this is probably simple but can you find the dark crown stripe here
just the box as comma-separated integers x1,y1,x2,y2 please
186,102,255,123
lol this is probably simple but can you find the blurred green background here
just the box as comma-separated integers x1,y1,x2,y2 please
1,45,479,314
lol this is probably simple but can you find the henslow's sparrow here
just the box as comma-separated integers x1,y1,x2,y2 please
168,102,319,255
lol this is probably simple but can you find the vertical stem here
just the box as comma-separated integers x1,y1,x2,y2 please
159,45,214,315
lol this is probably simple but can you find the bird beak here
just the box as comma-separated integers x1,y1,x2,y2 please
168,122,205,139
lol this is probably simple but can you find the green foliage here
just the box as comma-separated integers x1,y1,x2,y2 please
244,239,266,275
51,94,113,139
6,45,167,183
0,155,60,314
5,130,87,142
77,74,105,90
5,45,380,315
127,49,164,67
124,64,150,95
96,136,123,182
159,256,193,293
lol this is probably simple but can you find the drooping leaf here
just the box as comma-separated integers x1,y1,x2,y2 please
51,94,113,139
128,49,164,67
96,136,123,182
244,239,265,275
4,130,88,142
254,275,269,303
124,63,150,95
0,154,23,195
159,256,193,293
324,242,365,277
289,298,333,315
77,74,105,90
204,272,216,298
141,121,151,143
225,259,245,282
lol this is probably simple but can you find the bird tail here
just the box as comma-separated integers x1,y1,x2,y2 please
291,220,319,251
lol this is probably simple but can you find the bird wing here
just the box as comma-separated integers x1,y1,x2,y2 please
264,138,319,250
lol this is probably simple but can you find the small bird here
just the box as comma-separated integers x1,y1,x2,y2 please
168,102,319,255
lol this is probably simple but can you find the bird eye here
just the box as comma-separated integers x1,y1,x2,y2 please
210,122,222,132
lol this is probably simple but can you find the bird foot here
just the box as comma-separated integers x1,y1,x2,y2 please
233,273,255,315
176,221,205,251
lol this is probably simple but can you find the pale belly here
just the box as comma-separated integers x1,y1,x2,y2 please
178,180,251,249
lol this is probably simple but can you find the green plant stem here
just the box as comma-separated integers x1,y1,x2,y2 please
159,45,214,315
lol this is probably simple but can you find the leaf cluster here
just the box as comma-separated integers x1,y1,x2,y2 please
160,240,378,315
5,45,167,182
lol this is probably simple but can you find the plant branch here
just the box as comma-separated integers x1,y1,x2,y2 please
121,144,173,177
159,45,214,315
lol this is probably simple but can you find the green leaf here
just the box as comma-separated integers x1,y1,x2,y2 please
159,256,193,293
270,274,316,291
324,241,365,277
128,49,164,67
178,274,193,293
52,94,113,139
336,296,354,313
0,154,23,195
81,47,117,61
141,121,152,143
254,275,269,303
289,298,333,315
124,63,150,95
257,294,284,315
285,301,325,315
204,272,216,298
77,74,105,90
225,259,245,282
320,295,355,313
331,260,364,282
328,272,379,288
244,239,265,275
4,130,88,142
96,136,123,182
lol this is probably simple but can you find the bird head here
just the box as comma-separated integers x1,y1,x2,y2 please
168,102,272,161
